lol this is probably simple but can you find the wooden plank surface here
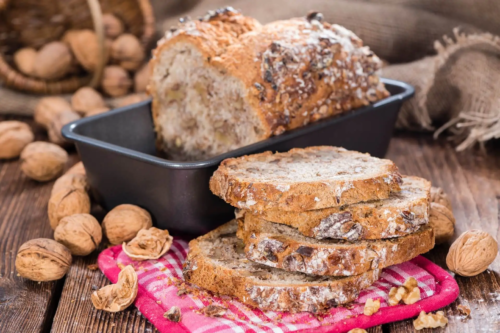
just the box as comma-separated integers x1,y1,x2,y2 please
1,115,499,332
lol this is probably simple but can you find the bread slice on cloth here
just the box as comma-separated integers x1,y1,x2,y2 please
243,175,430,240
183,220,380,313
149,8,389,160
210,146,402,212
237,218,434,276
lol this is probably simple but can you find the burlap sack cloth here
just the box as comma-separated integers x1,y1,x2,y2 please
2,0,500,150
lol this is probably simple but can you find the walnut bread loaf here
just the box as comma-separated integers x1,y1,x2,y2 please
183,220,381,313
149,8,389,161
243,175,431,240
237,218,434,276
210,146,402,212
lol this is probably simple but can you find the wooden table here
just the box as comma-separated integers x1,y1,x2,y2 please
1,117,499,332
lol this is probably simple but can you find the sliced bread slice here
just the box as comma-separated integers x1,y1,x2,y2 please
237,218,434,276
244,175,431,240
183,220,380,313
210,146,402,212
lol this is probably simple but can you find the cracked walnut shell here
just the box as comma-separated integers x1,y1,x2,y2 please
413,311,448,330
102,204,152,244
54,214,102,256
429,202,455,244
123,227,173,260
91,265,138,312
48,187,91,229
446,230,498,277
15,238,72,281
20,142,68,181
430,186,452,211
0,121,34,159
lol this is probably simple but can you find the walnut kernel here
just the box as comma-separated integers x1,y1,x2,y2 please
348,329,367,333
101,65,132,97
34,97,72,129
446,230,498,276
413,311,448,330
111,34,145,71
457,304,471,317
91,265,138,312
0,121,34,159
48,187,91,229
363,298,380,316
71,87,106,116
20,142,68,181
102,204,152,244
15,238,72,281
54,214,102,256
102,13,124,39
33,42,73,80
123,227,173,260
388,286,405,306
388,277,420,306
430,186,452,211
14,47,37,76
47,110,81,146
429,202,455,244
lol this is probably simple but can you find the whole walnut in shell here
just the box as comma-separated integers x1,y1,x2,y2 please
101,66,132,97
20,142,68,181
103,13,124,39
102,204,152,244
54,214,102,256
71,87,107,116
66,161,86,176
0,121,34,159
47,110,81,146
86,106,110,117
430,187,452,211
51,173,89,196
111,34,145,71
48,187,91,229
116,93,147,108
123,227,173,260
14,47,37,76
67,30,103,72
91,265,138,312
134,63,150,93
33,42,73,80
34,97,73,129
446,230,498,277
15,238,72,281
429,202,455,244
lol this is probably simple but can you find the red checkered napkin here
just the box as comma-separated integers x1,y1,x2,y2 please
98,239,459,333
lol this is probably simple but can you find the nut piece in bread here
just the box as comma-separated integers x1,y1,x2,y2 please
149,8,389,160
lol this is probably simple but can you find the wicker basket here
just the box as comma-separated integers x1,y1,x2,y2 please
0,0,155,94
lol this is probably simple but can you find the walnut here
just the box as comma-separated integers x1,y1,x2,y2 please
164,306,181,322
347,329,367,333
388,277,420,305
102,204,152,244
34,97,72,129
86,107,110,117
413,311,448,330
20,142,68,181
0,121,34,159
67,30,104,72
47,110,81,146
111,34,145,71
48,187,91,229
65,161,86,176
429,202,455,244
71,87,107,116
200,305,227,317
32,42,73,80
51,172,89,196
363,298,380,316
115,93,147,108
15,238,72,281
446,230,498,276
123,227,173,260
91,265,138,312
54,214,102,256
388,286,405,306
134,63,150,93
14,47,37,76
103,13,124,39
430,186,452,211
101,66,132,97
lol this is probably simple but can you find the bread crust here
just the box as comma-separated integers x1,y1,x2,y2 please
149,8,389,159
210,146,402,212
244,176,431,240
183,220,380,313
237,218,435,276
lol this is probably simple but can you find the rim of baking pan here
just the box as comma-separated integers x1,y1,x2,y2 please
62,78,414,169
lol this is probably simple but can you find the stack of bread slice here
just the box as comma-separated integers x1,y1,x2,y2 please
183,146,434,313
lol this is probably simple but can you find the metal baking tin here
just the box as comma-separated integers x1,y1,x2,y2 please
62,78,414,236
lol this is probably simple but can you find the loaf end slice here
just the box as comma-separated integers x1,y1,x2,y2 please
237,218,434,276
210,146,402,211
245,175,430,240
183,220,380,313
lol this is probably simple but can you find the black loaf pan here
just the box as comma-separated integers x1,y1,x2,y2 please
62,78,414,237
